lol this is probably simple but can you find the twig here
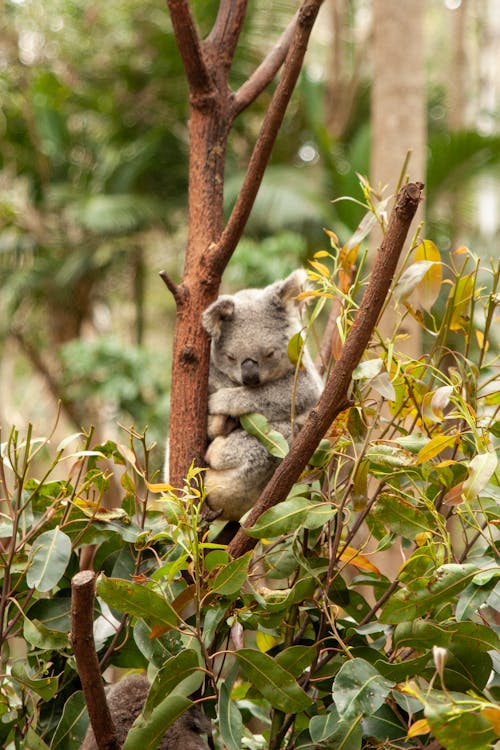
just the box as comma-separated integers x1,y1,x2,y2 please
70,571,120,750
166,0,213,102
228,182,424,559
210,0,324,275
159,270,188,308
232,10,299,115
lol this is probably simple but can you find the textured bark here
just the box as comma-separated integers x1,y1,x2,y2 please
165,1,325,488
228,182,424,559
70,571,120,750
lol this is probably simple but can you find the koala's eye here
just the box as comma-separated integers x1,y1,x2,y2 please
225,353,237,363
264,348,277,359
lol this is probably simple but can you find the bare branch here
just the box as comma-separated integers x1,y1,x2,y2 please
208,0,324,277
159,270,188,308
70,571,120,750
233,10,299,116
206,0,248,70
166,0,213,102
228,182,424,559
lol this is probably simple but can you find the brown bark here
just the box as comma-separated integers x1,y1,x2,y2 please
228,182,424,559
165,1,325,488
70,571,119,750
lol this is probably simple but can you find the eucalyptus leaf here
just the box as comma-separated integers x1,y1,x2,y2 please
240,413,289,458
332,658,393,721
246,496,334,538
235,649,312,713
96,574,177,629
122,695,193,750
26,527,72,592
212,552,252,595
219,680,243,750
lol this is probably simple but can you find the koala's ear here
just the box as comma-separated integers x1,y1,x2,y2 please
202,297,235,340
271,269,307,305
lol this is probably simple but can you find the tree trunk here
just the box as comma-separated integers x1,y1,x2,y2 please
370,0,426,359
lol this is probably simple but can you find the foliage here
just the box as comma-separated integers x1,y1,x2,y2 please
2,201,499,749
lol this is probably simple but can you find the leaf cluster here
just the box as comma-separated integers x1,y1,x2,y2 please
1,218,499,749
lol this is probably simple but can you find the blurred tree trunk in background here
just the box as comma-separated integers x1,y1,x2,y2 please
370,0,426,361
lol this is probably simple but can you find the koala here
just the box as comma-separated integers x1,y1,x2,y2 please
202,269,323,521
80,674,210,750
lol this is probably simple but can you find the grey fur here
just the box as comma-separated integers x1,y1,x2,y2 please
203,270,323,520
80,674,209,750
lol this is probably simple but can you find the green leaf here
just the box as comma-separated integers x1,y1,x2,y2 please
11,663,59,701
310,708,363,749
96,574,177,629
145,650,203,713
371,493,434,539
24,728,51,750
26,527,72,592
219,681,243,750
51,691,87,750
23,617,69,650
235,649,312,713
246,496,334,538
240,413,289,458
332,658,393,721
122,695,193,750
212,552,252,595
275,646,317,678
287,331,304,366
424,693,496,750
379,564,481,624
254,577,316,613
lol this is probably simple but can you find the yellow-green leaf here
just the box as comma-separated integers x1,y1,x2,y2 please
414,239,442,311
449,273,475,331
416,435,457,464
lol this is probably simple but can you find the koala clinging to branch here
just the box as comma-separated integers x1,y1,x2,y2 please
203,269,323,520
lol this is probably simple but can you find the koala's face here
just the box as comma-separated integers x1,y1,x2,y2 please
202,271,305,387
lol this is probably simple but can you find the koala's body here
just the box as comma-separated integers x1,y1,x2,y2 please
80,674,210,750
203,270,323,520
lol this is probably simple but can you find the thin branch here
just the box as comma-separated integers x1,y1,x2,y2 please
70,571,120,750
232,10,300,116
228,182,424,559
206,0,248,71
159,270,188,308
208,0,325,276
166,0,213,103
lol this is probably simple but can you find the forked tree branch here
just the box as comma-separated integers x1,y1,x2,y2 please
209,0,324,275
228,182,424,559
206,0,248,68
70,571,119,750
166,0,213,100
232,10,300,116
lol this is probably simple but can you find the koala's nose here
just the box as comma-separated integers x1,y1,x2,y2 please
241,358,260,386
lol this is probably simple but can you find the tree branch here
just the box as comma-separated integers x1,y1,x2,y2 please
70,571,120,750
206,0,248,70
232,10,299,116
208,0,325,276
166,0,213,103
228,182,424,559
159,270,188,308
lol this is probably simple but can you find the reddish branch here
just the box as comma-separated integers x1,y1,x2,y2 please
228,182,424,559
210,2,323,275
70,571,119,750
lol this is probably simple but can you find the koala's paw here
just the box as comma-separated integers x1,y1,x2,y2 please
209,388,242,416
204,467,255,521
207,414,239,440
